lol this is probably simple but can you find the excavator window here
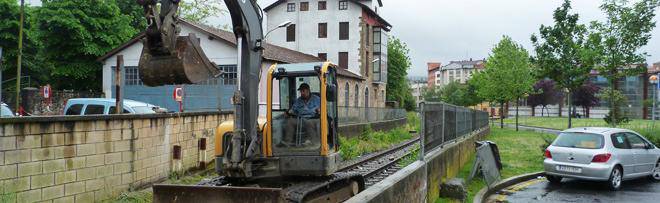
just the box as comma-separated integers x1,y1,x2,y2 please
272,74,322,155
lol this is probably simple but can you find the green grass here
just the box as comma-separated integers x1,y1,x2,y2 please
504,116,660,146
439,127,555,202
339,111,420,160
397,144,420,167
339,125,414,160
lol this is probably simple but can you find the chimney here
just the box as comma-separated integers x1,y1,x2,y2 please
470,58,472,61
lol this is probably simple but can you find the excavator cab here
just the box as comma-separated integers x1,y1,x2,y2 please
267,62,340,161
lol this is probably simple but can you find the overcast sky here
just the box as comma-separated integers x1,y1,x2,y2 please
25,0,660,77
249,0,660,77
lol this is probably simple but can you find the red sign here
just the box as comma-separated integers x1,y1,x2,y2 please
42,85,51,99
173,87,184,102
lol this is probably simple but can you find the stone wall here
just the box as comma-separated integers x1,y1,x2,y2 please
346,127,490,203
0,111,231,203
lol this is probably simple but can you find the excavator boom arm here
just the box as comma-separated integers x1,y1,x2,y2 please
135,0,263,177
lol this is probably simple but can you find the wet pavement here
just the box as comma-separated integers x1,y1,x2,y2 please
490,176,660,202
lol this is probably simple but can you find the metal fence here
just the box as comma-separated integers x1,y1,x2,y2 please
337,106,407,125
421,102,489,153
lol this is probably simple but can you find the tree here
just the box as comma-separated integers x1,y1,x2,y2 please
35,0,137,90
472,36,535,129
387,36,415,111
527,79,564,117
590,0,660,126
179,0,226,26
0,0,49,89
531,0,600,128
599,87,630,124
116,0,147,31
422,85,442,102
571,81,600,118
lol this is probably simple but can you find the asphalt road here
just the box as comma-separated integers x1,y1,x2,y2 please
490,177,660,202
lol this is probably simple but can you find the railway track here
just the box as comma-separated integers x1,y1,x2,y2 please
338,136,420,187
190,136,421,202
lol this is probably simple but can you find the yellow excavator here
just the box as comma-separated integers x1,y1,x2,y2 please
135,0,364,202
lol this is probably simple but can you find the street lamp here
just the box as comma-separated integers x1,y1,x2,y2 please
264,21,292,40
650,74,658,121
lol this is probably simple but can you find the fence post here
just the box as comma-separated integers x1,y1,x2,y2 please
441,103,446,146
419,102,425,161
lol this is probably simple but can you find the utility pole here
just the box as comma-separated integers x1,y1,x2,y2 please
1,47,3,117
15,0,25,114
115,55,124,114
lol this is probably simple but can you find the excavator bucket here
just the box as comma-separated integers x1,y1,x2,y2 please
138,33,221,86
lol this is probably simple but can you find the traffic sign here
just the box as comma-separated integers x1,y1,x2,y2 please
173,87,184,102
42,85,51,99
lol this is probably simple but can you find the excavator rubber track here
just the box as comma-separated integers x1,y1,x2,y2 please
152,172,365,203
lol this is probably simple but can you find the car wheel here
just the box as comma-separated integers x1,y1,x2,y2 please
608,167,623,191
651,160,660,182
546,175,562,184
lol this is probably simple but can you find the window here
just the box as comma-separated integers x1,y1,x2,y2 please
318,53,327,61
124,66,142,86
354,84,359,107
286,24,296,42
318,23,327,38
287,3,295,12
373,56,381,82
373,28,382,53
65,104,84,115
318,1,327,10
552,132,604,149
611,133,631,149
344,82,350,106
339,0,348,10
219,65,237,85
338,52,348,69
84,105,105,115
300,2,309,11
625,133,648,149
365,87,369,108
339,22,349,40
109,106,131,114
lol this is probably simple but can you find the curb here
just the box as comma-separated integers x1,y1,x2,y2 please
473,171,545,203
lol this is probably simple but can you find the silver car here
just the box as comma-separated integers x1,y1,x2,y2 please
544,127,660,190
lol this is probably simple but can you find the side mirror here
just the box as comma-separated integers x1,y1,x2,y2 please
326,84,336,101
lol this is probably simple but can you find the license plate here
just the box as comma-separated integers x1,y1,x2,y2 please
556,165,582,173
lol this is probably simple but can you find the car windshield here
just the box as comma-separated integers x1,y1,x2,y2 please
132,106,155,114
552,132,604,149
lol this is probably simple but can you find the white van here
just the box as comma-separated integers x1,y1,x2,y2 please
63,98,166,115
1,102,14,117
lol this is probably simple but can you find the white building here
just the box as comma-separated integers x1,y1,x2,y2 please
410,81,426,105
98,20,326,114
264,0,392,107
434,59,485,86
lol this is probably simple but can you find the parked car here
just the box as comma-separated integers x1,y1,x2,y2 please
1,102,14,117
63,98,167,115
544,127,660,190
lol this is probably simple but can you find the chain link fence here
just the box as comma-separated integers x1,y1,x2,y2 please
421,102,489,153
337,106,407,125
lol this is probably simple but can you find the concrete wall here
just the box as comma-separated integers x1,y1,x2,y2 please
338,118,407,137
0,112,231,203
425,128,489,202
347,127,490,202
